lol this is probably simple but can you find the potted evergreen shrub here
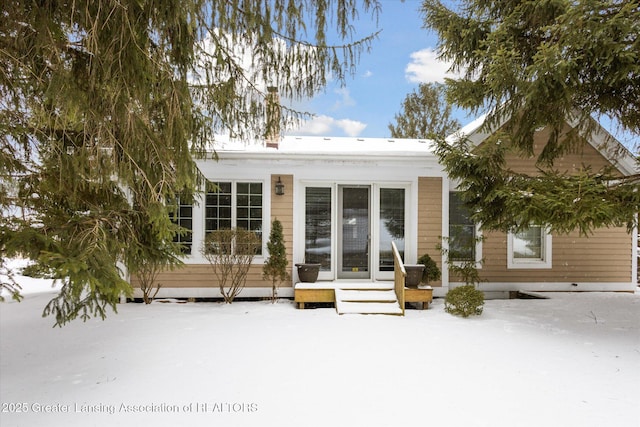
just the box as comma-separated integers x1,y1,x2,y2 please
418,253,441,287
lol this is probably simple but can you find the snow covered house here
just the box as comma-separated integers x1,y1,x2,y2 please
129,116,638,305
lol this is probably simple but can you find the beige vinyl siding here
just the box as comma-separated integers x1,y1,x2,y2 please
417,177,443,287
504,124,622,176
130,264,269,289
480,227,631,283
269,174,294,288
132,174,295,291
470,125,632,284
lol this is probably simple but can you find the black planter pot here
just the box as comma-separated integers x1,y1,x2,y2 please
295,263,321,283
404,264,425,288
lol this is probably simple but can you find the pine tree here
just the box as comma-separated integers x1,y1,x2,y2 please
388,83,460,139
421,0,639,235
263,219,290,303
0,0,380,324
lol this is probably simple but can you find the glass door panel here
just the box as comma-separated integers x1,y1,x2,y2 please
339,186,370,279
379,188,405,271
304,187,332,270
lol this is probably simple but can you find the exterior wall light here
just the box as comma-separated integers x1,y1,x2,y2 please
275,176,285,196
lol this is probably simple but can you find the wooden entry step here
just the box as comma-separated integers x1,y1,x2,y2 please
335,300,404,315
334,284,402,315
334,289,397,302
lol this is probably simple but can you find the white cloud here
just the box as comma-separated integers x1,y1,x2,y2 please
363,70,373,78
295,115,335,135
291,115,367,137
336,118,367,136
405,47,461,83
332,87,356,110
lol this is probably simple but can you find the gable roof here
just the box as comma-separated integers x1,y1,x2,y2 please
446,113,638,176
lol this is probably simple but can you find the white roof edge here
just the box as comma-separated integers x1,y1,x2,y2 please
570,118,638,176
208,135,438,156
445,113,489,144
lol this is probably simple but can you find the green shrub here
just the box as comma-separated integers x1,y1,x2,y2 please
263,219,290,302
417,253,441,285
444,285,484,317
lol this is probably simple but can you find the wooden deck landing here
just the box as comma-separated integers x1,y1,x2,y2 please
294,281,433,315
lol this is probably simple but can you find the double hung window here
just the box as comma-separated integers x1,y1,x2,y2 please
508,226,552,269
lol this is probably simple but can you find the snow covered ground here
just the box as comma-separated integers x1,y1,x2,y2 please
1,260,639,427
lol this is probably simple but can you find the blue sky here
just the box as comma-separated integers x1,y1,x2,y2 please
284,0,638,152
287,0,450,139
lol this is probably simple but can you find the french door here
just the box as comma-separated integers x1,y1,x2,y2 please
303,183,407,281
338,186,371,279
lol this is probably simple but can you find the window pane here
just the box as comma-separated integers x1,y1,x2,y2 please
449,193,475,262
237,182,249,193
251,208,262,219
205,219,216,231
450,225,475,261
219,206,231,219
237,182,262,255
205,194,217,206
305,187,332,271
205,182,232,234
250,195,261,206
379,188,405,271
513,227,543,259
170,195,193,255
236,194,248,206
218,182,232,193
237,208,249,219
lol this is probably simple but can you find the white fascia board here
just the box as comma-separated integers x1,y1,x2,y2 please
206,152,444,174
445,112,509,147
568,117,638,176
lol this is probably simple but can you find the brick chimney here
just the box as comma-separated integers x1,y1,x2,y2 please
265,86,281,149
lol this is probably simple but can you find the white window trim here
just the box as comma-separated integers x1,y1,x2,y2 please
507,227,552,269
201,179,266,262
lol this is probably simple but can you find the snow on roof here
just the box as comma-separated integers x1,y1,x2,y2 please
445,113,489,144
211,135,437,157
